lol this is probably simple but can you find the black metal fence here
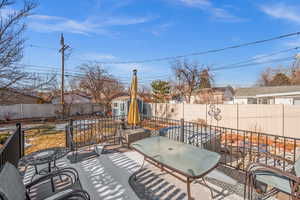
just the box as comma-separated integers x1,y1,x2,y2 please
66,115,126,150
0,123,24,169
141,115,300,171
66,115,300,172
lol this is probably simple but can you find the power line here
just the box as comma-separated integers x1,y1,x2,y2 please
89,31,300,64
26,31,300,64
17,46,299,73
28,44,58,50
22,56,294,84
16,46,299,82
24,71,146,84
17,56,296,82
211,56,294,72
216,47,299,67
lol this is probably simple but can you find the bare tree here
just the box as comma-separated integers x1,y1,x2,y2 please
291,67,300,85
290,59,300,85
171,59,212,103
0,0,36,89
34,73,61,102
257,66,293,86
77,63,124,109
138,85,151,102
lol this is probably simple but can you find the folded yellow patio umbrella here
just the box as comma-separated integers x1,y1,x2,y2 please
128,69,140,126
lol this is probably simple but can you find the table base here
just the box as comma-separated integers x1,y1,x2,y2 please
135,156,216,200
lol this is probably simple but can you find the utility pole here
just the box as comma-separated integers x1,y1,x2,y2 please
59,33,69,118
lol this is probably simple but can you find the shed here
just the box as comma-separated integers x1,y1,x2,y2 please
111,96,146,116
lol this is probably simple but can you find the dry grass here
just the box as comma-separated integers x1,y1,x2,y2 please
24,122,118,155
25,129,65,155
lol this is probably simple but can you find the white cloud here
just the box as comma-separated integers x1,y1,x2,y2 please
28,14,157,35
98,15,158,26
180,0,210,7
150,22,173,36
252,54,274,64
283,39,300,48
29,15,66,20
80,53,118,60
252,52,288,65
260,3,300,24
179,0,243,22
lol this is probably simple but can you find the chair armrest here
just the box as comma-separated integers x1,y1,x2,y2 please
25,167,80,189
247,162,300,183
256,152,294,165
52,189,90,200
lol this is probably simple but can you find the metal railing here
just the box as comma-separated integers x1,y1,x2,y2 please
0,123,24,169
142,115,300,171
66,115,300,171
66,115,126,150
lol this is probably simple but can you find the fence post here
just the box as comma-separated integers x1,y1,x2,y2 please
66,119,73,149
16,123,23,158
282,104,285,136
180,118,184,142
237,104,239,130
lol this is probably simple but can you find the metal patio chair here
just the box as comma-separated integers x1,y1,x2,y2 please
245,155,300,200
66,125,107,163
0,162,90,200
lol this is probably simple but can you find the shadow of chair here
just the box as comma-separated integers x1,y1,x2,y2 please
66,125,107,163
0,162,90,200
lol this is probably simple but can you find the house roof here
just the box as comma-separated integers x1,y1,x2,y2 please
0,88,48,103
235,85,300,98
192,86,233,95
64,92,92,99
112,95,142,101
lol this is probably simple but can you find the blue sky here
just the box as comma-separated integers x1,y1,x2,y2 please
12,0,300,87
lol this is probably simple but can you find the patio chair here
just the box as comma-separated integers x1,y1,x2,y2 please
245,155,300,200
0,162,90,200
66,125,107,163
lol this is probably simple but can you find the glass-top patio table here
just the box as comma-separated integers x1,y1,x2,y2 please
131,136,221,200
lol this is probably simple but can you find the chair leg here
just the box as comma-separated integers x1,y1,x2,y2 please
244,171,248,200
134,156,146,181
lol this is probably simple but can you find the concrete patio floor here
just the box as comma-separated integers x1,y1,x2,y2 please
22,147,280,200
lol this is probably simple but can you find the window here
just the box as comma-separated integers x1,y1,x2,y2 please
113,103,118,107
259,98,269,104
262,98,269,104
247,98,257,104
112,109,118,115
120,103,125,111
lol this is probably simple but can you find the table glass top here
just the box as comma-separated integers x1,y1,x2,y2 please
33,150,55,159
20,147,68,166
131,136,221,178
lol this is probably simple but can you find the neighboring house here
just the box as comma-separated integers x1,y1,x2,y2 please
233,85,300,105
190,86,234,104
111,95,147,116
0,89,47,105
169,95,184,104
52,93,92,104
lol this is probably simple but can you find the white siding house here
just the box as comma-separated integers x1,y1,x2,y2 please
52,93,91,104
233,86,300,105
111,96,147,116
